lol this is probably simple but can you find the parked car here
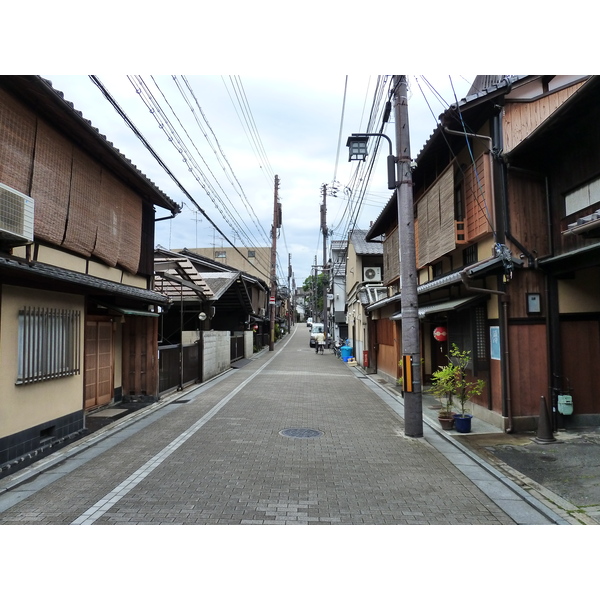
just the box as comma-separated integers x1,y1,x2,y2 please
306,317,313,328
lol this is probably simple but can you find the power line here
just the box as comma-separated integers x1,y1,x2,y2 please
128,75,274,280
89,75,268,278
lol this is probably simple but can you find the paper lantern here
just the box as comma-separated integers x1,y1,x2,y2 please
433,327,447,342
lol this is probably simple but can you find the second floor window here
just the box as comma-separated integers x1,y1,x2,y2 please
565,177,600,216
463,245,477,266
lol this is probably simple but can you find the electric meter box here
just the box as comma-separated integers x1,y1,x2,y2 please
557,395,573,416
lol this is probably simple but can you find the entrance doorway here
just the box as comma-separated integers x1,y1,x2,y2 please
84,318,114,410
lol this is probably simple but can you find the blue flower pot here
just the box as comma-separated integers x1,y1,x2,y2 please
454,414,472,433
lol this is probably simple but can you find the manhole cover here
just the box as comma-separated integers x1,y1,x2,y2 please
279,428,323,439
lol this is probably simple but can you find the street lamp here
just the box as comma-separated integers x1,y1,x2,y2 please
346,133,397,190
345,76,423,438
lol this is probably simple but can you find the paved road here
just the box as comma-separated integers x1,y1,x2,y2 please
0,326,563,525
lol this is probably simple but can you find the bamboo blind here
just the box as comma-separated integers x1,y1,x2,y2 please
62,147,102,257
1,90,148,275
30,120,73,246
94,170,123,267
464,153,493,241
117,186,142,274
416,165,455,267
0,89,36,193
383,225,399,285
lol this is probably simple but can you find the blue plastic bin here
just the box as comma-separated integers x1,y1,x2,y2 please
340,346,353,362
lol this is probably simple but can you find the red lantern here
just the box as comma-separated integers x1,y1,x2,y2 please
433,326,447,342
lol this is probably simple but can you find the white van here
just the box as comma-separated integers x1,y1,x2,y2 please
306,317,313,328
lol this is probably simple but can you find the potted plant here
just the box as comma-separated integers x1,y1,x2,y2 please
430,360,458,430
447,344,485,433
430,344,485,433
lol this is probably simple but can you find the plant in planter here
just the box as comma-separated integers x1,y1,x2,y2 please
447,344,485,433
430,344,485,433
430,360,458,430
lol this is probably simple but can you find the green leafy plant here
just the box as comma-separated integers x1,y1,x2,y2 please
430,361,457,417
430,344,485,417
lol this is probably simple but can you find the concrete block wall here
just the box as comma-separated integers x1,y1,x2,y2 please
202,331,230,381
244,331,254,358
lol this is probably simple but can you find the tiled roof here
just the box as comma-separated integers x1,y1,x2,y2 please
0,255,169,305
415,75,530,162
197,272,241,300
349,229,383,255
154,256,214,300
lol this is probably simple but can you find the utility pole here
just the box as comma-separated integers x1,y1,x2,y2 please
321,184,328,341
393,75,423,437
313,255,317,319
269,175,280,351
288,253,292,331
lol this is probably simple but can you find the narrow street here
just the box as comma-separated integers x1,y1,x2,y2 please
0,326,561,525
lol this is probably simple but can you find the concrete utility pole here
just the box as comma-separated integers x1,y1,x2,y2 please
288,253,292,331
269,175,280,351
393,75,423,438
321,184,328,340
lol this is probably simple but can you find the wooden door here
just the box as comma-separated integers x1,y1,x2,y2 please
85,319,114,409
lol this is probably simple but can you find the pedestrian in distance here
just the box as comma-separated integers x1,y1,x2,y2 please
315,331,325,354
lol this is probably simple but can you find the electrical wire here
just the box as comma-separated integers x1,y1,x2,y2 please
89,75,270,280
128,75,275,281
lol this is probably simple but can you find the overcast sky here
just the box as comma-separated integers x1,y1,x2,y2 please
42,74,475,286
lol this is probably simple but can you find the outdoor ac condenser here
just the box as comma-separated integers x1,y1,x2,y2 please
363,266,382,282
0,182,34,246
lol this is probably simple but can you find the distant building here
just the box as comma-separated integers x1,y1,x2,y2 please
177,246,271,283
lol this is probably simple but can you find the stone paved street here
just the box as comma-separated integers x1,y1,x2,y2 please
0,326,560,525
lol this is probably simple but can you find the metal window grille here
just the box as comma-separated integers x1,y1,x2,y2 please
475,305,487,361
17,307,81,385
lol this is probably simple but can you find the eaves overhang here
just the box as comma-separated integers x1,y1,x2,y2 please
366,292,400,312
539,241,600,274
0,254,170,306
391,295,484,320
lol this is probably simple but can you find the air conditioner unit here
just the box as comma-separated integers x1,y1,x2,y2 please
363,266,382,282
0,182,34,246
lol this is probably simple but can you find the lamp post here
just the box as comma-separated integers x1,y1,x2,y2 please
346,75,423,437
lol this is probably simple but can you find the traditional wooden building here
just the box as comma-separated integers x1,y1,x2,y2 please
366,75,595,432
0,76,180,469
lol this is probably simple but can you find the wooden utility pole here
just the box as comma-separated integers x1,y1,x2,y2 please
393,75,423,437
269,175,280,351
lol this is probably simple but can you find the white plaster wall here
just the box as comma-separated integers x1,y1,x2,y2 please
0,286,85,437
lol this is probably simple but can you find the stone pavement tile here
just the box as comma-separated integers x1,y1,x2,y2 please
0,329,529,525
